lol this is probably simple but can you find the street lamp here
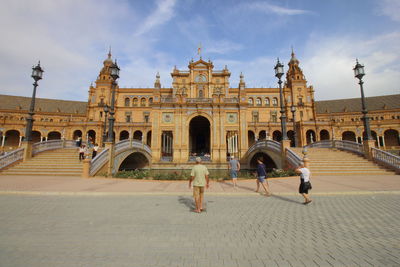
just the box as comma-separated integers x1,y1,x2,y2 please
274,58,288,140
107,60,120,143
102,104,109,144
291,104,297,147
353,60,373,141
24,61,44,142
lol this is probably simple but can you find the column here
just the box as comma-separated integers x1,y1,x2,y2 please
382,135,386,148
1,135,5,147
377,136,380,148
19,136,23,147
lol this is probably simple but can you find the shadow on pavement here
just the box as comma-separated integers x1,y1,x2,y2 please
220,180,255,192
178,196,196,212
271,194,302,205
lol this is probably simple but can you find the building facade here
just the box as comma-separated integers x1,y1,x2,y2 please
1,51,399,168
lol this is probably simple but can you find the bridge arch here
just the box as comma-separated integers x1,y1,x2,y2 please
241,140,282,169
111,140,152,174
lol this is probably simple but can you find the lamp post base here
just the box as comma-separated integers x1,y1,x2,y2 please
21,141,33,161
104,141,115,176
281,139,291,168
363,139,376,160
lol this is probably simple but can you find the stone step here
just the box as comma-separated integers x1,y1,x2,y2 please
1,171,82,176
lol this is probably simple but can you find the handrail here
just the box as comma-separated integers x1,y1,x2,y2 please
0,148,24,170
32,139,77,155
246,140,282,156
90,148,109,176
371,148,400,173
285,148,302,168
114,139,152,155
305,140,364,155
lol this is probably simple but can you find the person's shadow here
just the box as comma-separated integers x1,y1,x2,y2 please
270,194,304,205
178,196,196,212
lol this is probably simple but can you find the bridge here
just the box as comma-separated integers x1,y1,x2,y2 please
0,138,399,177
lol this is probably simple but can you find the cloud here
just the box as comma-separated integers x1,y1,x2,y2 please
242,1,312,16
378,0,400,22
302,32,400,100
135,0,177,36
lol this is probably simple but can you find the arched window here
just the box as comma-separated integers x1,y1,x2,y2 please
124,98,130,107
272,98,278,106
248,98,254,105
256,98,262,106
265,97,270,106
140,98,146,107
149,98,153,104
133,98,138,106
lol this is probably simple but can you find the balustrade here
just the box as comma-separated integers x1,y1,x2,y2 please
0,148,24,170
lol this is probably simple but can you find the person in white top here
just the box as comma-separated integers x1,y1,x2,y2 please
295,163,312,204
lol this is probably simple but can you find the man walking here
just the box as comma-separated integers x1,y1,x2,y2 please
189,157,210,213
228,155,240,188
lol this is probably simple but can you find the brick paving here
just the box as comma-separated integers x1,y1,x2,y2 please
0,194,399,267
0,174,399,266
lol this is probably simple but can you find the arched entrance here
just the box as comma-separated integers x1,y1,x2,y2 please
384,129,400,146
272,130,282,142
189,116,210,155
87,130,96,144
287,130,295,147
342,131,356,142
133,130,143,141
248,131,255,147
73,130,82,140
119,152,150,171
259,130,266,140
48,131,61,140
306,130,315,144
32,131,41,143
249,152,277,171
320,130,330,140
146,131,152,147
120,130,129,141
5,130,20,147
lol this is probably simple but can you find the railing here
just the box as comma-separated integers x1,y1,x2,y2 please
286,148,302,168
0,148,24,170
32,139,77,155
90,148,109,176
114,139,152,155
246,140,282,156
371,148,400,173
305,140,364,155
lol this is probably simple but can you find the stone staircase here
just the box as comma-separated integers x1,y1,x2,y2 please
0,148,83,176
290,148,394,175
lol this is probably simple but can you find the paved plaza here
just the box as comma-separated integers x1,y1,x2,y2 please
0,184,400,266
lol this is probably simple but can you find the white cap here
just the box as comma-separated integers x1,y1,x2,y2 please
230,155,234,159
195,157,202,163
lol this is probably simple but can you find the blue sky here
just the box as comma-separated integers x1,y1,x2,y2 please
0,0,399,101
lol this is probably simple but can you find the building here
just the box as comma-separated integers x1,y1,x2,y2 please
1,51,399,169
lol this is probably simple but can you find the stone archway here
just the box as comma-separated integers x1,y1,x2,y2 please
32,131,41,143
384,129,400,146
320,130,330,140
249,152,277,171
48,131,61,140
189,116,210,155
5,130,20,147
120,130,129,141
342,131,356,142
272,130,282,142
306,130,316,144
119,152,150,171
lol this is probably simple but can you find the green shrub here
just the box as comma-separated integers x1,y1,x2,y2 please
115,170,149,179
268,168,297,178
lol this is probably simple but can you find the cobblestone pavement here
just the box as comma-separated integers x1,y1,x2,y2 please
1,193,399,267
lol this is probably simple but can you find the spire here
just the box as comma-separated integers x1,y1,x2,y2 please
154,72,161,89
103,47,113,65
108,46,112,59
240,72,244,83
290,47,299,64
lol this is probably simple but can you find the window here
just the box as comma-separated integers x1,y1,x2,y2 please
271,111,277,122
252,111,259,122
288,96,291,103
265,98,270,106
133,98,138,106
298,97,303,105
272,98,278,107
300,111,304,118
141,98,146,107
256,98,262,106
126,115,131,122
307,96,311,103
248,98,254,105
149,98,153,104
124,98,130,107
144,112,150,123
100,111,103,118
99,98,104,106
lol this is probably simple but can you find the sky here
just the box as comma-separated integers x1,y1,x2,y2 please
0,0,399,101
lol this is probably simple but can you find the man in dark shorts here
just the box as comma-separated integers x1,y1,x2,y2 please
296,163,312,204
228,155,240,189
255,157,271,196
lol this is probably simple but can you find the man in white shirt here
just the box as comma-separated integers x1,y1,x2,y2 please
295,163,312,204
189,157,210,213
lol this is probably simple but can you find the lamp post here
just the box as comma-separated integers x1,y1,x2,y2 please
24,62,44,142
102,104,109,144
107,61,120,143
353,60,373,141
291,104,297,147
274,58,288,140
